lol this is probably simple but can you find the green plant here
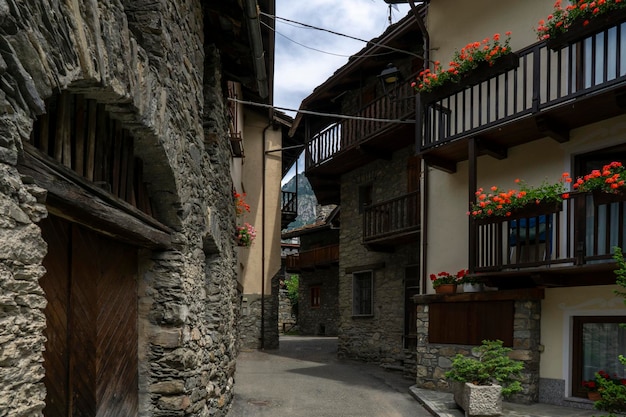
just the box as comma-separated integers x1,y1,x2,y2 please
429,269,467,288
593,247,626,417
411,32,512,93
468,173,571,219
572,161,626,194
285,275,299,315
233,190,250,216
445,339,525,397
235,222,256,247
536,0,626,41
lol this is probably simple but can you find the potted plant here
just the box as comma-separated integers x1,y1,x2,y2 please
445,340,524,416
591,247,626,416
430,269,467,294
412,32,518,103
459,274,483,293
572,161,626,205
536,0,626,50
468,173,572,222
235,222,257,247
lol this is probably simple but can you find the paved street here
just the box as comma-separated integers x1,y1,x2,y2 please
227,336,431,417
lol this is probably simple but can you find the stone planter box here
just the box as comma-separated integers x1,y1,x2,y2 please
452,381,503,416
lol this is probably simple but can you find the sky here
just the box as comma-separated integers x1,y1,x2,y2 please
274,0,412,183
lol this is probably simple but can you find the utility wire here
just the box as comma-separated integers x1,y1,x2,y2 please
227,97,416,124
261,12,423,59
262,21,396,59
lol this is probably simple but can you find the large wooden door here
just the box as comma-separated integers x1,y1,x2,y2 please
41,215,138,417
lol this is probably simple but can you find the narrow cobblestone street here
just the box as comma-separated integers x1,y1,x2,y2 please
227,336,431,417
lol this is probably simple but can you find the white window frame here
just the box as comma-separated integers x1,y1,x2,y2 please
352,270,374,317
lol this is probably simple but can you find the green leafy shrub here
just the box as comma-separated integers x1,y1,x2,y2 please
285,275,299,315
594,247,626,417
445,339,525,397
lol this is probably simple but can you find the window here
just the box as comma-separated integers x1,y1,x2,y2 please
572,316,626,397
353,271,373,316
310,286,321,308
358,184,373,214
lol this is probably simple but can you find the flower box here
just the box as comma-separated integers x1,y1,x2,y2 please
592,190,626,206
474,201,563,226
420,53,519,104
545,8,626,51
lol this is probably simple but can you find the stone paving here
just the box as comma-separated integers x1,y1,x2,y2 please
410,387,599,417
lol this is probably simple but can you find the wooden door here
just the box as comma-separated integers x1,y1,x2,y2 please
41,215,138,417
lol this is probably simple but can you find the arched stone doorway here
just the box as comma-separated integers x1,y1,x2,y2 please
19,90,177,416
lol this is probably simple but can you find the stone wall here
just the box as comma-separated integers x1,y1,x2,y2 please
0,1,240,416
298,266,340,336
414,299,542,404
339,146,420,368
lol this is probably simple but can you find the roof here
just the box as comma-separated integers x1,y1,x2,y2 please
289,5,427,136
281,205,340,238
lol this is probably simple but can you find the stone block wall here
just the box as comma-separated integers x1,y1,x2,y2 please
0,1,240,416
298,266,340,336
414,299,542,404
339,146,420,367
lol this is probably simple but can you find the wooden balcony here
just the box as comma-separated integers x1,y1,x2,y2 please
285,244,339,272
419,21,626,172
362,191,420,251
281,190,297,229
471,192,625,289
304,79,417,205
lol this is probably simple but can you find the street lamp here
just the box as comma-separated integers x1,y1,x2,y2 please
378,63,401,98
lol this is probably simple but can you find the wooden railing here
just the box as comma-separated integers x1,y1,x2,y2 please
305,78,416,170
421,22,626,149
363,191,420,243
281,191,297,216
472,192,626,272
285,244,339,271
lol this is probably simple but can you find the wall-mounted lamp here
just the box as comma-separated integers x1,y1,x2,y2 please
378,63,401,97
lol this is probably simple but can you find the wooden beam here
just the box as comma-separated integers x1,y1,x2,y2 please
357,144,392,160
18,144,173,249
423,154,457,173
535,115,570,143
476,138,508,160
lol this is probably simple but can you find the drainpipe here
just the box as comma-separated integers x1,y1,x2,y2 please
244,0,269,99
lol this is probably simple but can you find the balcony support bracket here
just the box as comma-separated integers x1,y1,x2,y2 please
476,138,507,160
535,116,569,143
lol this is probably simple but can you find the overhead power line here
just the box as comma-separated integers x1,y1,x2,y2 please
227,97,416,124
262,21,396,59
261,12,423,59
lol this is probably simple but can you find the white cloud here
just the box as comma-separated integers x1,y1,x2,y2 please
274,0,411,115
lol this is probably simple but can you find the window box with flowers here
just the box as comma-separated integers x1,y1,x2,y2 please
233,191,257,248
412,32,518,104
536,0,626,51
430,269,468,294
572,161,626,205
469,173,572,225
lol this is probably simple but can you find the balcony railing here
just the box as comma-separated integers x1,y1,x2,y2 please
421,22,626,150
305,78,416,170
285,244,339,271
472,192,625,273
281,191,297,228
363,191,420,245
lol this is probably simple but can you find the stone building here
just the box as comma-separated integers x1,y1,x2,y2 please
0,0,288,416
283,206,340,337
290,12,424,375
